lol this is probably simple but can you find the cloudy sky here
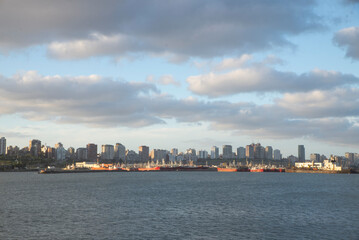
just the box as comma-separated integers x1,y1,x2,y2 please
1,0,359,158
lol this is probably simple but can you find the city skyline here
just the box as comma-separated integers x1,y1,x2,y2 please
2,135,358,162
1,1,359,159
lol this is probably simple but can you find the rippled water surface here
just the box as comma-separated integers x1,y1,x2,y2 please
0,172,358,239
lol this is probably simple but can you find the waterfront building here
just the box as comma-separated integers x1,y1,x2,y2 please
273,149,281,160
185,148,197,162
150,149,168,162
210,146,219,159
55,142,67,161
254,143,265,159
76,147,88,161
310,153,320,162
265,146,273,160
298,145,305,162
198,150,208,159
101,145,114,160
139,146,150,162
0,137,6,155
237,147,246,159
114,143,126,161
246,144,254,159
171,148,178,156
125,150,139,163
222,145,232,159
29,139,41,157
345,152,354,165
67,147,75,155
87,143,98,161
6,145,19,156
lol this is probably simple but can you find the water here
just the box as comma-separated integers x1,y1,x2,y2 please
0,172,358,240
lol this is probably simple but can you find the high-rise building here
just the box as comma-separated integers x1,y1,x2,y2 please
150,149,168,162
246,144,254,159
29,139,41,157
185,148,197,161
210,146,219,159
0,137,6,155
345,152,355,165
265,146,273,160
310,153,320,162
101,145,114,160
222,145,233,159
87,143,98,161
76,147,88,161
273,149,281,160
198,150,208,159
55,142,66,161
114,143,126,161
254,143,265,159
139,146,149,162
171,148,178,156
126,150,139,162
298,145,305,162
237,147,246,159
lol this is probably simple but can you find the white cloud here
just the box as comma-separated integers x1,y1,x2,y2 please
187,63,358,97
334,26,359,60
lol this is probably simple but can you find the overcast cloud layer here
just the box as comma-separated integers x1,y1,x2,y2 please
0,0,320,59
1,71,359,147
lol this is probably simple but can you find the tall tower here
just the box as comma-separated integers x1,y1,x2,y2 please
298,145,305,162
87,143,98,162
139,146,149,162
0,137,6,155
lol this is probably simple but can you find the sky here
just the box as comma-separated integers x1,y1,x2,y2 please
0,0,359,158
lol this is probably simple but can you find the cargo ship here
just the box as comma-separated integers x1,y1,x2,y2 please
138,166,161,171
217,167,238,172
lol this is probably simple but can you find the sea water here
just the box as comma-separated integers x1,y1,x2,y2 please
0,172,358,239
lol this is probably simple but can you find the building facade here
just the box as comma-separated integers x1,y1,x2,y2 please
210,146,219,159
139,146,150,162
222,145,233,159
87,143,98,162
114,143,126,161
237,147,246,159
0,137,6,155
298,145,305,162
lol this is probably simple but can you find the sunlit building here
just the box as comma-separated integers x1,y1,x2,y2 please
114,143,126,161
246,144,254,159
265,146,273,160
139,146,150,162
101,144,114,160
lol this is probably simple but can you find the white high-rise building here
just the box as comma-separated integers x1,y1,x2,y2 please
237,147,246,159
0,137,6,155
210,146,219,159
101,145,114,160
